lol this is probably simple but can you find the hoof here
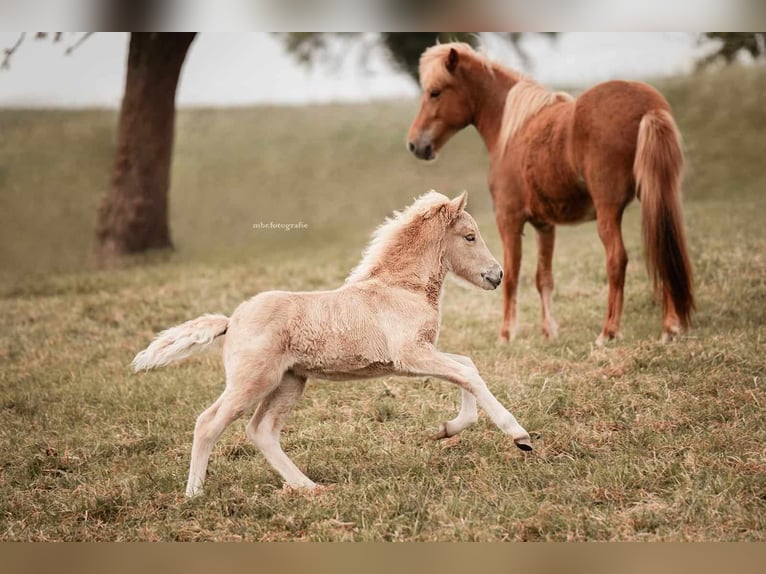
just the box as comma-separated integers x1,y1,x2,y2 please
595,331,621,347
542,319,559,340
660,327,680,344
514,437,534,451
433,423,451,441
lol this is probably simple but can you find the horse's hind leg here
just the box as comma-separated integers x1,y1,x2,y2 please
595,206,628,346
535,224,558,339
434,354,478,439
246,371,315,490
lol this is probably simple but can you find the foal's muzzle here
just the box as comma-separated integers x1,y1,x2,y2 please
482,268,503,290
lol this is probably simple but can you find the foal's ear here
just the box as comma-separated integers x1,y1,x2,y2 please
450,191,468,212
446,47,459,73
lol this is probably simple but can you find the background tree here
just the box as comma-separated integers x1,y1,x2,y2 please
279,33,557,83
699,33,766,67
94,33,196,260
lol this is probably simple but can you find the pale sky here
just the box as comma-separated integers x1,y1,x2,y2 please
0,33,709,108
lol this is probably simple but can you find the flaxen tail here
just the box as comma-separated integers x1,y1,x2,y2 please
132,314,229,372
634,109,694,328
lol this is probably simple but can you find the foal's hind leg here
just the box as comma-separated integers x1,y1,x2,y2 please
595,207,628,346
246,371,315,490
434,354,478,440
186,390,249,497
535,224,558,339
185,353,284,497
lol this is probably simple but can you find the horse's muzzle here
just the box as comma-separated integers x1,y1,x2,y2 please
408,140,435,161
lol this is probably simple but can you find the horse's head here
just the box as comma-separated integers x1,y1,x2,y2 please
407,46,474,161
440,192,503,290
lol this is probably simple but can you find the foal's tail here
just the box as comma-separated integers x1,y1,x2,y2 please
132,314,229,372
634,109,694,328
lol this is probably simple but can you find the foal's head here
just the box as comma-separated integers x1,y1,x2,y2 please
407,43,478,161
438,192,503,290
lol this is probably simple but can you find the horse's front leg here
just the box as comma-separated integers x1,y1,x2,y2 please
496,211,525,342
534,224,558,339
404,349,532,450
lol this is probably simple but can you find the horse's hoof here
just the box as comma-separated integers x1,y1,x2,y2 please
595,331,621,347
514,437,534,451
660,328,680,344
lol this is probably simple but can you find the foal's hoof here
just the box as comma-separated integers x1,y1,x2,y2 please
433,423,451,440
514,437,534,451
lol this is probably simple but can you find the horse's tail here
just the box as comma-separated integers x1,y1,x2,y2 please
634,109,694,329
132,314,229,372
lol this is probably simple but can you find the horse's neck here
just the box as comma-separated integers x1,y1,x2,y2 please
471,70,519,155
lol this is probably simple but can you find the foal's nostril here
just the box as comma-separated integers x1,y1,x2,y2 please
424,144,433,158
499,269,504,281
408,142,416,153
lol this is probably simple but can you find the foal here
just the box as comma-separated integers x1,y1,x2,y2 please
408,43,694,345
133,191,532,497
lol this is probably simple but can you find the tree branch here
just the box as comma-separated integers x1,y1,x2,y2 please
1,33,26,70
65,32,94,56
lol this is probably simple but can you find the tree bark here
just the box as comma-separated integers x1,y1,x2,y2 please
94,32,196,260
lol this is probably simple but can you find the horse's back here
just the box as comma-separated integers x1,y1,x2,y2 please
572,81,672,172
570,80,670,193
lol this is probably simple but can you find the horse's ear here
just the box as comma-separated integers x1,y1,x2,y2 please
446,47,459,73
450,191,468,212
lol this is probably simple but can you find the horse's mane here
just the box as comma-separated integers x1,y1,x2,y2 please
418,42,500,90
419,41,573,156
346,191,449,283
498,82,574,155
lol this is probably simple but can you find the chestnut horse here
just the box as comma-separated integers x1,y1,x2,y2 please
407,43,694,345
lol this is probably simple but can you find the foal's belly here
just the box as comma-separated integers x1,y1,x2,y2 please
291,361,397,382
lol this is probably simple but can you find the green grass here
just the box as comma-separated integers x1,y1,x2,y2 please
1,66,765,541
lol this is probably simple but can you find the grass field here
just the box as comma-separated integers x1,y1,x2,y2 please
0,66,764,541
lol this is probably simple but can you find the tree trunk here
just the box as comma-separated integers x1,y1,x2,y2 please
94,32,196,260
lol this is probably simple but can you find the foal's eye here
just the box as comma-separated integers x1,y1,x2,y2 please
464,234,476,242
429,89,441,99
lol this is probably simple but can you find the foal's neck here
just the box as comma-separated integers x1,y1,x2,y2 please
470,67,519,155
376,241,447,307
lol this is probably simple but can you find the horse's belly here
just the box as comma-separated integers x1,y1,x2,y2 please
528,185,596,225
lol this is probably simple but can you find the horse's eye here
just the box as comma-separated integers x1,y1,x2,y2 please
464,234,476,242
429,89,441,99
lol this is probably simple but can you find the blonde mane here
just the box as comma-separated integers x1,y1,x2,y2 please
418,42,500,90
418,41,573,156
498,81,574,155
346,191,450,283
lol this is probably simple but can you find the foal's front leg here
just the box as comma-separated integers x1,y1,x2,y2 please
406,349,532,450
433,354,478,439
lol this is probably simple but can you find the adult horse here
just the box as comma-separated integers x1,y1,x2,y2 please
407,43,694,345
133,191,532,497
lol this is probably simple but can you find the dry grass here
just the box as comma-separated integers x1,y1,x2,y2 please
1,66,765,541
